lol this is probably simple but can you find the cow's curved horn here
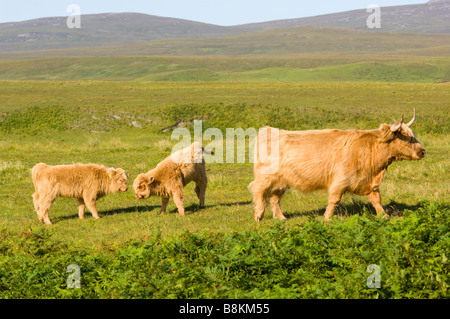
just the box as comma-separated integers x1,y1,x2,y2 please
390,114,404,132
406,108,416,127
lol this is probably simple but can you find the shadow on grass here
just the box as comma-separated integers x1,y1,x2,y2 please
55,200,253,222
285,200,423,220
53,205,161,223
167,200,253,214
101,205,161,216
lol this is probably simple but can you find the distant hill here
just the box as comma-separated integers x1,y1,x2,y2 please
2,25,449,59
239,0,450,34
0,26,449,82
0,1,449,53
0,12,244,52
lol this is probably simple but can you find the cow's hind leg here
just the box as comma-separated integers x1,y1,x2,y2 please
269,189,287,221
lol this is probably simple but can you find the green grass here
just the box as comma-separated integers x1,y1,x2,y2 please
1,202,448,298
1,26,450,83
0,80,448,298
1,55,449,82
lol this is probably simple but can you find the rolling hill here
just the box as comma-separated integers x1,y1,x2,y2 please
0,12,244,52
2,25,450,59
0,1,449,82
239,0,450,34
0,25,449,82
0,0,449,53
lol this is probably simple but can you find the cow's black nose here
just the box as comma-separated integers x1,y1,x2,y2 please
419,148,426,158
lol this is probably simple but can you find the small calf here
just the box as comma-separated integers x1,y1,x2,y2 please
133,142,211,216
32,163,128,225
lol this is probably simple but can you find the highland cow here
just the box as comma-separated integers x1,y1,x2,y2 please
250,109,426,221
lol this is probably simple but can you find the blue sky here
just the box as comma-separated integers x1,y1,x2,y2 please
0,0,427,25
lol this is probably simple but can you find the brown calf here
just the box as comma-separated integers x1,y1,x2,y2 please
32,163,128,224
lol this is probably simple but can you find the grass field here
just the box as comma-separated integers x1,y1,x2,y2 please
1,55,449,82
1,25,450,83
0,80,448,298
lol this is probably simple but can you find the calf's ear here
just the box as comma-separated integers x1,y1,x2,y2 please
148,176,155,184
107,167,116,178
116,168,128,179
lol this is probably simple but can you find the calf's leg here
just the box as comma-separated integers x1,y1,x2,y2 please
37,196,54,225
251,181,267,222
173,190,185,216
194,181,207,207
32,192,40,217
36,188,56,225
269,189,287,221
160,196,169,214
77,198,85,219
84,196,100,219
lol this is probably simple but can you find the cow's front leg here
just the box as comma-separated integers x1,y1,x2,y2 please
324,190,343,221
368,190,388,218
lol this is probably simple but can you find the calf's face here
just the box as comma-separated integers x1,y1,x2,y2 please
107,168,129,193
133,173,154,199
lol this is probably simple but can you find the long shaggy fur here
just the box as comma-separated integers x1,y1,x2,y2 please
133,142,210,216
32,163,128,225
251,121,425,222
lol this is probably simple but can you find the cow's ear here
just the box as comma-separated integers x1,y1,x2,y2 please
390,113,404,133
379,124,396,142
148,176,155,184
390,122,402,133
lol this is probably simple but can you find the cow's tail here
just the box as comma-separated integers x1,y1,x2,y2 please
31,163,46,187
31,163,47,210
247,181,255,194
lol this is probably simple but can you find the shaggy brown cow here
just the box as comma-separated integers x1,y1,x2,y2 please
133,142,211,216
250,109,426,221
32,163,128,225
